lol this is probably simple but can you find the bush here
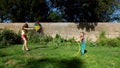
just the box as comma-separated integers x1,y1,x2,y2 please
15,30,22,44
0,29,22,47
97,38,108,46
27,30,53,45
96,30,120,47
48,34,68,46
107,38,120,47
97,30,107,46
27,30,41,44
28,32,74,46
99,30,106,39
97,38,120,47
86,40,97,47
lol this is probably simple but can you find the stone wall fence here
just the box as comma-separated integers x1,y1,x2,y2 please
0,23,120,42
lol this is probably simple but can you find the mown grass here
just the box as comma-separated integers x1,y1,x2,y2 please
0,43,120,68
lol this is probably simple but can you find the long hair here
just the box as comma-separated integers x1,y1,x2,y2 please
22,23,28,30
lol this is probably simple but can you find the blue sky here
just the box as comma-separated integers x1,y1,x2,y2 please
110,4,120,23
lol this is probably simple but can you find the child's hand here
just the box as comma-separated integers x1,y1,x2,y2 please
29,28,34,30
31,28,34,29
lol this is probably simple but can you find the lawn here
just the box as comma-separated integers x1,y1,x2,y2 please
0,43,120,68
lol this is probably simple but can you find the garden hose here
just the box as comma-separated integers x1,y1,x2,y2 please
73,42,80,57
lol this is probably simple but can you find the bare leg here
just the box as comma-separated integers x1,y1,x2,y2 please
22,44,25,50
22,38,29,51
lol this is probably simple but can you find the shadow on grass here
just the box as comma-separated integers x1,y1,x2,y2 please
0,51,8,57
22,57,85,68
31,46,59,51
31,46,49,50
0,46,9,49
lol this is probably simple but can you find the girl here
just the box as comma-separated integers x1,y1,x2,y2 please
21,23,33,51
80,32,86,55
75,32,86,55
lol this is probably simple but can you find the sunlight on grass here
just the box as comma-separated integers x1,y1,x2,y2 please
0,44,120,68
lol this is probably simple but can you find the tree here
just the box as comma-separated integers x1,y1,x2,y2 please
49,0,118,22
48,11,62,22
0,0,118,22
0,0,51,22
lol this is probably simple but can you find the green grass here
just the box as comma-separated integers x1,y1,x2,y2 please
0,44,120,68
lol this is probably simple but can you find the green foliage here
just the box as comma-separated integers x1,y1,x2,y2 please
15,30,22,44
50,0,117,22
1,29,120,48
97,38,120,47
27,30,53,45
0,29,22,47
86,40,97,47
107,38,120,47
0,0,118,22
97,30,107,46
28,30,120,47
28,31,73,46
48,34,67,46
48,11,62,22
0,0,50,22
99,30,106,38
97,31,120,47
27,30,41,44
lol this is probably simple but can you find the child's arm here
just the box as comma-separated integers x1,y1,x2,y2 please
71,38,80,42
75,38,80,42
23,27,34,30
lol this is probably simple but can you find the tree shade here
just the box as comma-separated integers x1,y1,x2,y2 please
0,0,118,22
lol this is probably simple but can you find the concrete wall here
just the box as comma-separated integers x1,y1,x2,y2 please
0,23,120,41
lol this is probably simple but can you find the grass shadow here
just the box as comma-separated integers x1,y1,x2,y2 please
59,58,85,68
0,46,7,49
0,51,8,57
21,57,85,68
31,45,60,51
31,46,49,50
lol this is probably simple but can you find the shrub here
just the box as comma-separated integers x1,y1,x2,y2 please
27,30,41,44
97,38,108,46
28,32,75,46
0,31,2,41
15,30,22,44
108,38,119,47
99,30,106,39
27,30,53,45
97,30,107,46
50,34,67,46
96,30,120,47
86,40,97,47
0,29,22,47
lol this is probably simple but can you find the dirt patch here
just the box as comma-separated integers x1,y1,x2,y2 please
6,59,16,65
